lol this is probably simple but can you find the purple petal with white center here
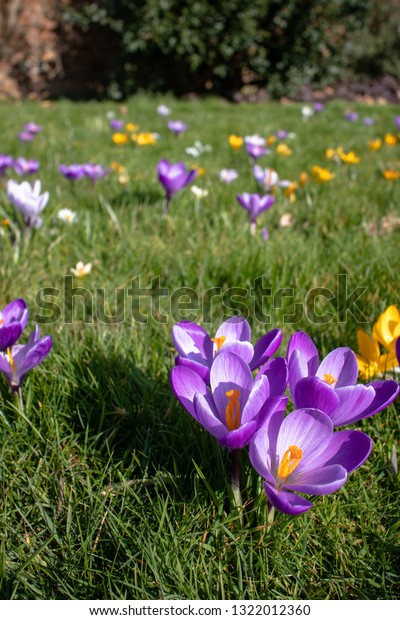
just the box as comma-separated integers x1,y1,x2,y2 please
193,393,226,439
318,430,372,474
316,347,358,387
170,365,209,420
210,351,253,423
174,356,210,384
255,357,288,396
287,331,319,368
294,377,340,415
276,409,333,479
172,321,213,364
18,335,52,379
241,375,270,424
215,316,251,342
219,420,258,450
352,379,400,423
249,407,285,485
330,384,375,427
264,482,313,515
216,340,254,364
285,464,347,495
251,328,282,370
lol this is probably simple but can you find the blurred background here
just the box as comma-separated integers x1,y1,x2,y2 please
1,0,400,102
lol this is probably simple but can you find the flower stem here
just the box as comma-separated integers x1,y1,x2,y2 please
231,450,243,524
267,504,275,529
13,388,24,415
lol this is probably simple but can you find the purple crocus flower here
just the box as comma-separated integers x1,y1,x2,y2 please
275,130,289,140
287,331,400,427
249,407,372,515
18,131,35,142
7,179,49,229
109,119,124,130
168,120,188,136
83,163,110,184
245,143,269,160
0,155,14,176
0,325,52,393
0,299,28,351
314,103,324,113
172,316,283,384
157,104,171,117
13,157,40,176
219,168,238,183
59,164,86,181
344,111,358,122
363,117,374,126
394,116,400,131
170,350,287,450
236,192,275,234
157,159,197,212
23,123,42,134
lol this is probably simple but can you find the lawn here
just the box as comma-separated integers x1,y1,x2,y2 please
0,95,399,600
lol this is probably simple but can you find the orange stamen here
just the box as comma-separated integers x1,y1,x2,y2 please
7,347,16,374
211,336,226,352
225,389,241,431
277,445,303,479
323,373,338,386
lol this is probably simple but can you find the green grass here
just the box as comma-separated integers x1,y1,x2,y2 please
0,95,399,600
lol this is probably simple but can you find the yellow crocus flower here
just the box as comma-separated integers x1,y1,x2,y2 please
276,143,293,156
112,133,128,145
385,133,397,146
311,165,335,183
368,138,382,152
355,330,398,380
373,305,400,353
229,135,243,149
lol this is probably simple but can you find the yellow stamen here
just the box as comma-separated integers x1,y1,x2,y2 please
0,318,4,326
211,336,226,352
225,389,241,431
7,347,16,374
277,445,303,479
323,373,338,386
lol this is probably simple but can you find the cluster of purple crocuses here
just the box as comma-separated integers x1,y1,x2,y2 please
0,155,40,177
18,122,42,142
170,317,399,517
59,163,110,184
0,299,52,396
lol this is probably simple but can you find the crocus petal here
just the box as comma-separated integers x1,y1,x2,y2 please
255,357,288,396
287,331,319,368
285,464,347,495
219,420,258,450
0,353,13,384
294,377,340,415
0,323,23,351
251,328,282,370
174,356,210,384
215,316,251,342
172,321,213,363
193,392,226,439
355,380,400,422
170,365,209,419
216,340,254,364
316,347,359,387
210,351,253,422
330,384,375,427
249,407,286,485
264,482,313,516
318,430,372,474
397,338,400,365
1,298,29,329
19,335,52,379
241,375,270,424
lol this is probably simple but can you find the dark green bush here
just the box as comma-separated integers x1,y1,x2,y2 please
63,0,400,98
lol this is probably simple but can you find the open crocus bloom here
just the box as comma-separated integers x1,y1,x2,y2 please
287,331,399,427
7,179,49,228
59,164,86,181
170,350,287,450
172,317,282,384
0,299,29,351
0,325,52,392
236,193,275,228
249,407,372,515
13,157,40,176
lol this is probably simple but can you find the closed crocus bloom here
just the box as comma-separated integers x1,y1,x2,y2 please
286,331,399,427
13,158,40,176
7,179,49,228
249,407,372,516
372,305,400,353
59,164,86,180
0,325,52,393
168,120,187,135
172,316,283,385
170,350,287,450
312,165,335,183
83,163,110,184
368,139,382,152
0,299,28,351
0,155,14,175
157,159,197,212
356,329,398,380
